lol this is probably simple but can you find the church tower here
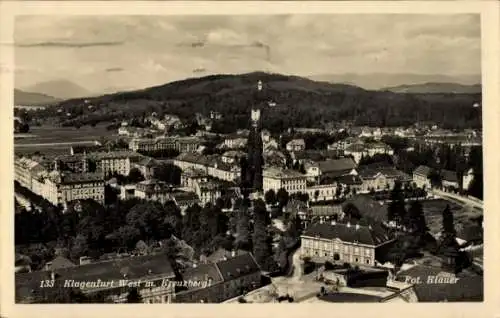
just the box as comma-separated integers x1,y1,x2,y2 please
242,80,265,194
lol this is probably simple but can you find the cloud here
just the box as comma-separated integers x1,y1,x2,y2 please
16,40,125,48
105,67,124,72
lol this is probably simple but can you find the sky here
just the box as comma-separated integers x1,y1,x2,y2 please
14,14,481,93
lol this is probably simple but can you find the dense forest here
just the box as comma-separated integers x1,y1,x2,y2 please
27,72,481,133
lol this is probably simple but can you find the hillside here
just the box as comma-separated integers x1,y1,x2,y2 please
14,89,60,105
382,83,482,94
34,72,482,132
22,80,92,100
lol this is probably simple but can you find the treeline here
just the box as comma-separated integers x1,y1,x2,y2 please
28,72,481,133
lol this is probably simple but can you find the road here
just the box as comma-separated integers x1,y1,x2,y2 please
431,189,483,210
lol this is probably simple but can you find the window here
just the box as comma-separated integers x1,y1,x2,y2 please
366,260,370,264
355,258,359,262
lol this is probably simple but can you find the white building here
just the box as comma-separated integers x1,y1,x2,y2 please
263,168,307,194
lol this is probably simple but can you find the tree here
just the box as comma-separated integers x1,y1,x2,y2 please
407,200,428,237
428,169,442,189
264,189,277,206
387,180,406,225
441,204,456,247
235,199,251,250
126,288,142,303
276,188,289,208
252,199,274,271
127,168,145,183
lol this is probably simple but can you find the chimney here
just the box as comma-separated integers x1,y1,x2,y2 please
320,219,324,224
148,269,152,275
50,271,55,280
331,220,336,226
347,222,351,228
355,224,360,230
193,263,197,268
231,250,236,258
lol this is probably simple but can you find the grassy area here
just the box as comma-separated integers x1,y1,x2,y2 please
15,124,113,145
418,199,481,234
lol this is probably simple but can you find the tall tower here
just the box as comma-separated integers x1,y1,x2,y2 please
243,80,265,194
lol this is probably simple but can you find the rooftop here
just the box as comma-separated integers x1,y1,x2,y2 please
414,165,433,177
302,221,391,246
317,158,356,174
215,253,260,281
263,167,305,179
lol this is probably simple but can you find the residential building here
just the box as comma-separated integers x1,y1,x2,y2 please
93,151,141,176
462,168,475,191
195,181,221,206
207,160,240,183
413,165,433,189
262,168,307,194
358,167,412,192
15,254,177,304
222,136,248,149
335,174,364,193
134,179,173,203
316,158,357,183
169,191,201,213
342,195,388,224
307,184,340,202
174,253,261,303
344,143,393,164
301,221,394,266
221,150,246,165
134,157,159,179
119,184,136,200
56,172,105,207
440,169,459,190
129,136,200,153
286,139,306,152
14,157,46,189
181,168,209,190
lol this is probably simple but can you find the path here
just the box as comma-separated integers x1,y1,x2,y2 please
431,189,483,210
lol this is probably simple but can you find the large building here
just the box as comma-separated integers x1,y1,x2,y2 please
30,170,105,208
300,220,394,266
413,165,433,189
129,136,200,153
262,167,307,194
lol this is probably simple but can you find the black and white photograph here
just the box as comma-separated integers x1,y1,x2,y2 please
3,1,497,312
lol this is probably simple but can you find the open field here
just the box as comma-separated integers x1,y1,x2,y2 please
14,124,114,145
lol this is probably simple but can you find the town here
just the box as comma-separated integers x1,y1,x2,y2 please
14,78,483,304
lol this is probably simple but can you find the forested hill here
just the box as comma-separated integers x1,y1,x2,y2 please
39,72,482,132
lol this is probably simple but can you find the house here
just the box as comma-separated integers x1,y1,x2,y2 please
316,158,357,183
223,136,248,149
306,184,340,202
413,165,433,189
262,168,307,194
175,252,261,303
180,168,209,190
170,191,201,213
335,174,364,194
134,179,174,203
195,181,222,206
119,184,136,200
44,255,76,271
358,167,412,192
300,220,394,266
134,157,159,179
440,169,459,190
221,150,246,165
15,254,177,303
462,168,475,191
284,199,309,219
286,139,306,152
344,143,393,164
306,205,344,222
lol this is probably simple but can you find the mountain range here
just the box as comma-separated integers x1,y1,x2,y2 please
14,89,60,106
20,80,92,100
308,73,481,91
382,83,482,94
